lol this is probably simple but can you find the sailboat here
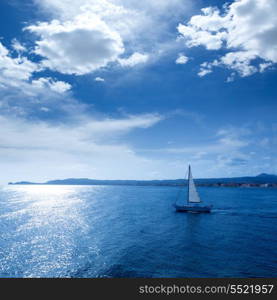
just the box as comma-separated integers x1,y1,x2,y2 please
174,165,212,213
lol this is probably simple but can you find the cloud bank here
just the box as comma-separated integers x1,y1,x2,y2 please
28,0,194,74
0,113,164,182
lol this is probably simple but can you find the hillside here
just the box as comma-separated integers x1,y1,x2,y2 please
9,173,277,187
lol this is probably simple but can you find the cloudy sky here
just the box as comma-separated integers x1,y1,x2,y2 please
0,0,276,183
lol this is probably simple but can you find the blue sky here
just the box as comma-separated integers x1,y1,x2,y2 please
0,0,276,183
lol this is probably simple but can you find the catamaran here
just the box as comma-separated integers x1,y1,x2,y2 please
174,165,212,213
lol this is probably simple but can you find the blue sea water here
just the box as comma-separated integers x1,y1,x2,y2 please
0,185,276,278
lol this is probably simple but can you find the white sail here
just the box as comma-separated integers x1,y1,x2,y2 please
188,166,201,203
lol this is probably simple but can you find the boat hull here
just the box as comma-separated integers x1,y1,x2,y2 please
174,204,212,213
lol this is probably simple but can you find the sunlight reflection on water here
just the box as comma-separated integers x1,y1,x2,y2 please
0,185,105,277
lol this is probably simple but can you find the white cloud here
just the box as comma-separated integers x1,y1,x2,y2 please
0,112,275,181
11,39,27,53
0,42,38,82
85,113,163,134
31,77,71,93
175,53,189,64
33,0,129,23
0,113,164,183
220,51,258,77
198,51,258,78
118,52,149,67
197,62,213,77
178,0,277,78
26,15,124,75
0,41,71,101
94,77,105,82
0,40,73,121
1,113,163,145
197,69,212,77
29,0,194,75
178,22,225,50
34,0,193,36
226,73,236,82
259,62,273,73
40,107,50,112
47,80,71,93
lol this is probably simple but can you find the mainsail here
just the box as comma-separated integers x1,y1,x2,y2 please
188,165,201,203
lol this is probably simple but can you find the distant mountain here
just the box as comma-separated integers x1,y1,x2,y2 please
256,173,277,178
194,173,277,184
9,181,35,185
9,173,277,187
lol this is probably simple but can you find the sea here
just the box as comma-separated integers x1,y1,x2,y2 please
0,184,276,278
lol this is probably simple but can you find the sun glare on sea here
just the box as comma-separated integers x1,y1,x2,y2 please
6,185,82,207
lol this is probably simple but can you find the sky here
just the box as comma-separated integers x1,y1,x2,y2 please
0,0,276,183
